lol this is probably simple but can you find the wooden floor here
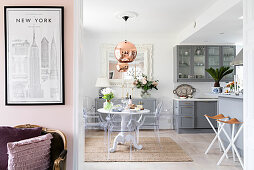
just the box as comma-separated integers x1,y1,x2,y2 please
83,129,242,170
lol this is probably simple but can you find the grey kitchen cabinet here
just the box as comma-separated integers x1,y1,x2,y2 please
95,98,157,129
174,101,194,129
177,116,194,129
195,101,217,128
174,45,236,82
173,100,217,133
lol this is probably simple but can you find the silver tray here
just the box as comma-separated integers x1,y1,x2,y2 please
173,84,196,97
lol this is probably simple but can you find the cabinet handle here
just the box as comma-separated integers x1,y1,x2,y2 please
184,103,191,104
182,106,193,108
183,116,193,118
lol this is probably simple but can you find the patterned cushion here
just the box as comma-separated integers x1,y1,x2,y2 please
7,134,53,170
0,127,42,170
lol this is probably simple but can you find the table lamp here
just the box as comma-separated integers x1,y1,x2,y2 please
95,77,110,98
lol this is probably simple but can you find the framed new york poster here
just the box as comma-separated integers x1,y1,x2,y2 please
4,6,65,105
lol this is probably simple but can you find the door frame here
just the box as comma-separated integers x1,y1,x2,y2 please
73,0,84,169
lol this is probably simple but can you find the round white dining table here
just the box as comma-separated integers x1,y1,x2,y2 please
97,108,150,152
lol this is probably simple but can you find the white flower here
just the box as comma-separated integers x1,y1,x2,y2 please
101,88,113,95
142,78,147,85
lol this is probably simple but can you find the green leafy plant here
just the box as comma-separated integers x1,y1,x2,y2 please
205,66,234,87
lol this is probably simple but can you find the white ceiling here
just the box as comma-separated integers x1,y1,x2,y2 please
83,0,218,35
182,2,243,44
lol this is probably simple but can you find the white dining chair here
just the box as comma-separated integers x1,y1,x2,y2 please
83,96,109,146
136,100,163,145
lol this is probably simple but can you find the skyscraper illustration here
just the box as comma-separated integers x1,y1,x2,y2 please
10,40,30,98
28,28,43,98
50,35,58,79
41,37,50,82
50,34,60,99
11,40,30,74
41,37,49,68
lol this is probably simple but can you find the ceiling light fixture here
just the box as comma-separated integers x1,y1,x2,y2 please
115,12,137,72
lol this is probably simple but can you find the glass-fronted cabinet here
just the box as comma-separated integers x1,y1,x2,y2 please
193,46,205,79
176,45,235,82
178,46,192,79
222,46,235,79
207,46,220,79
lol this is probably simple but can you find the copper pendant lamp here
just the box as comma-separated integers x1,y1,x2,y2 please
116,62,129,72
115,15,137,64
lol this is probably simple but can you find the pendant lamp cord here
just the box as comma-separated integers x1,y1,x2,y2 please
122,16,129,42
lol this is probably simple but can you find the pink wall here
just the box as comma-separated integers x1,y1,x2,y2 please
0,1,74,169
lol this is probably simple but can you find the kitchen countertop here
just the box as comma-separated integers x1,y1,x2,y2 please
173,98,218,101
218,93,243,99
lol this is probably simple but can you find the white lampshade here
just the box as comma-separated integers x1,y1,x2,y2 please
95,77,110,87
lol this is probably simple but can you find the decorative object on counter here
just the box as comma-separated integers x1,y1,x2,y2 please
95,77,111,98
173,84,196,98
234,75,240,95
114,14,137,63
205,66,234,93
133,74,159,98
101,88,114,111
211,87,222,94
226,81,235,93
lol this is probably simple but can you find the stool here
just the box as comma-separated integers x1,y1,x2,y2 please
216,118,244,168
204,114,229,157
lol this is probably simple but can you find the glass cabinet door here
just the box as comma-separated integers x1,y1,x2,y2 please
178,46,192,79
193,46,205,79
207,46,220,78
222,46,235,79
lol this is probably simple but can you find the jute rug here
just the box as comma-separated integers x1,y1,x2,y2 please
85,136,192,162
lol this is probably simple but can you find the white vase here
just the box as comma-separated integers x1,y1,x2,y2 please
211,87,222,94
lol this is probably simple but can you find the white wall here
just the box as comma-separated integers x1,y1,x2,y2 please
81,31,228,129
243,0,254,169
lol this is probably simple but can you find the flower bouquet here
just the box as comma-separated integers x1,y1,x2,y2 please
133,74,159,98
226,81,234,92
101,88,114,110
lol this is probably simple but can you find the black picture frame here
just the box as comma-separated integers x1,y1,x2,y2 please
4,6,65,105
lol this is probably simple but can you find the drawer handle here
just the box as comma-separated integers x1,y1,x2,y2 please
184,103,191,104
182,106,193,108
183,116,193,118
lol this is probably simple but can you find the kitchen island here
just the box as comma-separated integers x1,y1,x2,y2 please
218,94,243,156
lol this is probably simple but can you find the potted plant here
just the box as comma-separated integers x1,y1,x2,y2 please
101,88,114,110
133,74,159,98
205,66,234,93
